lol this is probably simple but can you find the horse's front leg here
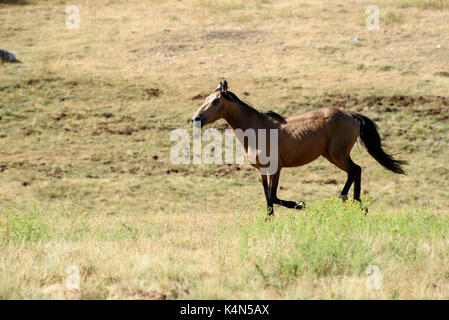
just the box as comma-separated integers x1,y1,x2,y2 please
260,173,274,216
269,170,305,210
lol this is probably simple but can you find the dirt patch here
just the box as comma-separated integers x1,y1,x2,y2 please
4,78,63,89
144,88,161,99
434,71,449,77
303,178,339,185
163,167,189,176
93,112,115,119
315,45,338,54
50,112,85,121
148,44,191,57
52,113,68,121
413,107,449,120
93,122,175,136
146,164,254,178
323,178,338,185
289,94,449,120
25,77,63,86
93,124,152,136
106,127,138,135
58,95,72,102
65,81,79,86
109,166,126,174
22,127,36,136
204,165,253,178
191,93,208,100
2,78,81,91
163,165,253,177
202,29,263,40
44,167,66,179
315,94,446,108
128,167,140,175
0,161,28,173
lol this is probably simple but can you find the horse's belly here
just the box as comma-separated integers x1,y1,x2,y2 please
281,150,323,167
279,133,326,167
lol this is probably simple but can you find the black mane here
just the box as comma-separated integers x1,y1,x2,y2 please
221,90,286,124
263,110,287,123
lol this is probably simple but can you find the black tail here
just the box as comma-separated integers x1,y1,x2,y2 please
352,113,407,174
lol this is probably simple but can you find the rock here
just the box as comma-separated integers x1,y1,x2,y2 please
0,49,21,63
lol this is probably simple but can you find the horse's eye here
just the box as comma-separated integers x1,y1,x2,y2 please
212,99,219,105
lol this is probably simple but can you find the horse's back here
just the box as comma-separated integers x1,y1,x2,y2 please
285,107,350,122
285,107,358,133
279,107,359,167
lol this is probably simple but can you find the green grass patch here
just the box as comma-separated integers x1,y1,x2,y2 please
384,12,404,24
239,199,447,287
0,204,48,243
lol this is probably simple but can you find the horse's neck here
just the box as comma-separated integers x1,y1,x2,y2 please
223,102,263,132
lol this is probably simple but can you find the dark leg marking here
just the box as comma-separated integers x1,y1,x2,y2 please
269,170,305,210
339,159,362,202
260,174,274,216
352,162,362,201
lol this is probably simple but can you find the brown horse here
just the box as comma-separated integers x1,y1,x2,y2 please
192,80,407,215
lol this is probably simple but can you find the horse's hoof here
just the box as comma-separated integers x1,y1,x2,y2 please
294,201,305,210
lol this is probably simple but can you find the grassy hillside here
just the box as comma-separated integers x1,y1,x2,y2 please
0,0,448,299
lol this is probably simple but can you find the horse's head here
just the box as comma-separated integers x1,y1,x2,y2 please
191,80,229,127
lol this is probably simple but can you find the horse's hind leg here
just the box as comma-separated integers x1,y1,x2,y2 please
323,151,361,202
342,159,361,201
352,161,362,201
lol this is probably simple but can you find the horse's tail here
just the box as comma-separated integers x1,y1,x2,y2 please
351,113,407,174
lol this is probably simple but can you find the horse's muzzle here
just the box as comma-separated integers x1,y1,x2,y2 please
191,116,203,127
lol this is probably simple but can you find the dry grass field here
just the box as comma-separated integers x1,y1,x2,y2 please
0,0,448,299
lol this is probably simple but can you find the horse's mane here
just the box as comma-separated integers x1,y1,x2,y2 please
220,90,287,124
263,110,287,123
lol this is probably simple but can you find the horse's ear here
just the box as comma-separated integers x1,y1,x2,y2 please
216,82,223,92
223,80,228,92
